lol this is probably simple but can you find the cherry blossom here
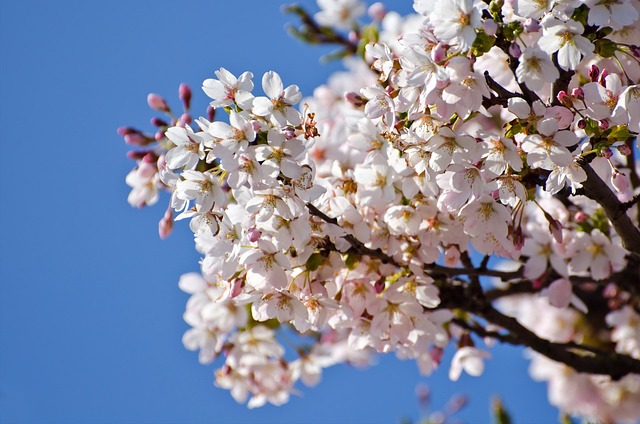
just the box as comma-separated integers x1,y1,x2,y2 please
119,1,640,419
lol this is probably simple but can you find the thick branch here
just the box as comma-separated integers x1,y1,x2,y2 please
440,282,640,380
577,157,640,257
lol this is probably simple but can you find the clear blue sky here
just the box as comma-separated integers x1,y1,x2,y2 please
0,1,559,423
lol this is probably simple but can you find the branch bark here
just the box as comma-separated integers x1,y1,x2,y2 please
577,157,640,258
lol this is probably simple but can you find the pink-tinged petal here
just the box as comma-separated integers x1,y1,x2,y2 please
591,254,611,280
547,278,572,308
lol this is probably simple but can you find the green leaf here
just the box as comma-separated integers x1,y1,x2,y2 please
345,253,359,270
491,397,512,424
306,253,325,271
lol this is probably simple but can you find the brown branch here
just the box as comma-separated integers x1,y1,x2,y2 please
577,157,640,258
440,282,640,380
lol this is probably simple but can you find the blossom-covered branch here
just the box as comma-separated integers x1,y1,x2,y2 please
120,0,640,421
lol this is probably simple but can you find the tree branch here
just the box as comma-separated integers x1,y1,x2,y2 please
440,282,640,380
577,157,640,258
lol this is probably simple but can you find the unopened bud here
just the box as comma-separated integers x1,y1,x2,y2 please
415,384,430,408
574,211,588,222
598,68,609,86
117,126,136,136
577,119,587,129
155,130,165,141
207,105,216,123
368,2,387,21
348,30,359,44
556,90,572,107
229,278,243,298
631,45,640,58
544,211,563,244
344,91,366,107
603,282,619,298
374,277,385,294
599,119,609,130
178,83,192,110
617,143,632,155
126,149,152,160
513,226,525,251
611,170,631,194
142,152,157,164
247,226,262,243
589,64,600,82
147,93,169,112
158,208,173,239
524,18,541,32
483,19,498,36
179,113,192,126
124,132,152,146
151,117,169,127
431,43,448,63
601,147,613,158
508,42,522,58
571,87,584,100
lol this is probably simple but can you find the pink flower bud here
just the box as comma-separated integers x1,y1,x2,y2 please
513,226,525,251
367,2,386,21
127,149,152,160
348,30,359,44
155,130,165,141
430,347,443,365
151,117,168,127
598,69,609,86
589,64,600,82
147,93,169,112
611,170,630,194
179,113,192,126
178,83,192,110
374,277,385,294
602,147,613,158
142,152,157,164
577,119,587,129
571,87,584,100
603,282,618,298
483,19,498,36
431,43,448,63
574,211,588,222
508,42,522,58
631,45,640,58
124,132,151,146
247,226,262,243
556,90,572,107
344,91,366,107
599,120,609,130
158,208,173,239
117,126,136,136
448,394,469,414
229,278,243,298
415,384,430,408
207,105,216,122
544,211,563,244
617,143,632,155
524,18,541,32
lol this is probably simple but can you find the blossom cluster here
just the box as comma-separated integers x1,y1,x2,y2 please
120,0,640,421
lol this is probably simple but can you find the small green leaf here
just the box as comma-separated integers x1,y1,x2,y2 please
306,253,325,271
345,253,359,270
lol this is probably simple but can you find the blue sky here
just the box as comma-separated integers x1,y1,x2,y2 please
0,1,559,422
